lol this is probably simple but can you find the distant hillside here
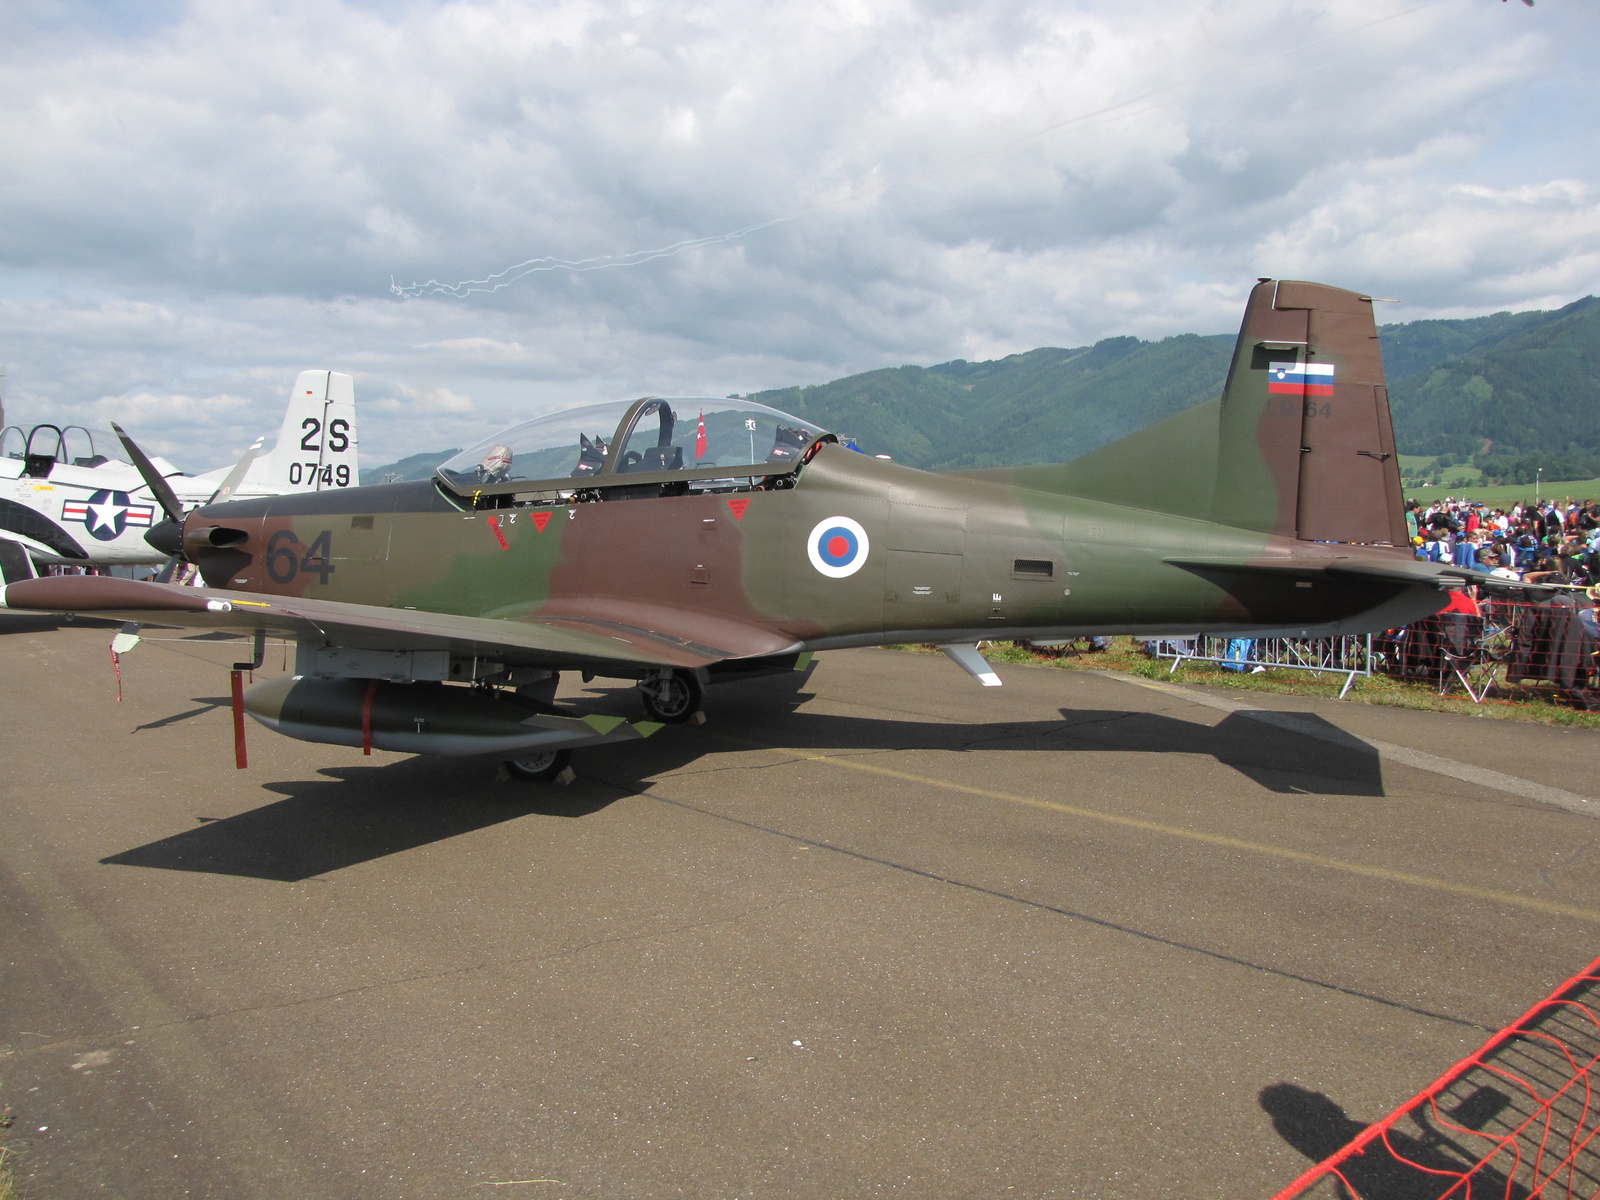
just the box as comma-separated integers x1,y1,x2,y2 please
1388,296,1600,476
749,333,1235,470
1377,308,1558,382
747,300,1597,473
362,448,460,483
358,296,1597,482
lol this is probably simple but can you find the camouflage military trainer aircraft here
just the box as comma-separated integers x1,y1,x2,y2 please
0,279,1465,780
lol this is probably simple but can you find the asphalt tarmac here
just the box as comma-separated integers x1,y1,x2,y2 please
3,617,1600,1198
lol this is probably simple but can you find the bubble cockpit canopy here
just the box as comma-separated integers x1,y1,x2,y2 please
435,397,830,497
0,424,134,468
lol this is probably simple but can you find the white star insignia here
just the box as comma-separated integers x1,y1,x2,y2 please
86,499,123,535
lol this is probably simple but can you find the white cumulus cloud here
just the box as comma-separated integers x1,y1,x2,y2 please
0,0,1593,469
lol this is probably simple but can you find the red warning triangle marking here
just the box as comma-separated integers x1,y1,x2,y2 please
726,498,751,521
531,511,551,532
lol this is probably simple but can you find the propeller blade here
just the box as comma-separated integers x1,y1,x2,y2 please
111,422,185,525
154,552,187,583
206,435,265,504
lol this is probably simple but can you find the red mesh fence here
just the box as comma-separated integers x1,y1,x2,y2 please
1376,597,1600,706
1271,953,1600,1199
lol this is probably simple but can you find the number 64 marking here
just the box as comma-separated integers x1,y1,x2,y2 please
266,529,335,585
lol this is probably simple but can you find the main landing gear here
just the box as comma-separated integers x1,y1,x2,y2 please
638,669,703,724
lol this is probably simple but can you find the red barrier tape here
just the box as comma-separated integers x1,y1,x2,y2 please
230,669,247,770
1271,951,1600,1198
361,679,377,756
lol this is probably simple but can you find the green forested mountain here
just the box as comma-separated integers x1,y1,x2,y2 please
1387,296,1600,479
361,447,460,484
749,297,1599,475
362,296,1598,483
1376,308,1559,382
750,333,1235,470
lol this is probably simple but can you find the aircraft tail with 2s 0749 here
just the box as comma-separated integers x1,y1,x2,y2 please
245,370,359,495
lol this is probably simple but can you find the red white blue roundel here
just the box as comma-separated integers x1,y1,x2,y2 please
807,516,869,578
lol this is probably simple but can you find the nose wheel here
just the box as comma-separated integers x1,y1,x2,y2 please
638,669,702,724
503,747,573,781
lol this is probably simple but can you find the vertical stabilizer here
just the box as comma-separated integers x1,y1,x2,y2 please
250,371,360,494
1213,280,1406,545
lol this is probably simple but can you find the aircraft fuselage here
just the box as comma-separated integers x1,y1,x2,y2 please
183,445,1442,657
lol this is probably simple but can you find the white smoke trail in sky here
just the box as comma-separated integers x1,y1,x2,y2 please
390,216,800,298
390,0,1459,302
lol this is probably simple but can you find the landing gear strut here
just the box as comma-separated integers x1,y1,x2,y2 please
503,747,573,781
638,669,702,724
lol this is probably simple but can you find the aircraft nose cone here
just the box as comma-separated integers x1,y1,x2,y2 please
145,519,182,557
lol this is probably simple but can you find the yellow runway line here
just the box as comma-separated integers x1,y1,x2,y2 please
750,742,1600,926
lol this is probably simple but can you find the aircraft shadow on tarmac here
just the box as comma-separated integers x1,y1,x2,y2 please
0,612,119,634
100,756,614,882
1259,1082,1530,1199
134,695,232,731
101,674,1385,883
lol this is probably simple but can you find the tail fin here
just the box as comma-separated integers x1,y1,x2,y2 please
1212,279,1405,544
248,371,360,493
985,279,1407,546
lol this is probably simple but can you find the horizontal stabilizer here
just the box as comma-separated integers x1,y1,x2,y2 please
1165,556,1465,589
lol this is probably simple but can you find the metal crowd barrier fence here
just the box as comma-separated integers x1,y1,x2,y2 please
1146,596,1598,707
1149,635,1374,698
1270,951,1600,1199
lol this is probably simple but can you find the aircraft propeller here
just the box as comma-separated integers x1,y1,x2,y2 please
110,422,265,575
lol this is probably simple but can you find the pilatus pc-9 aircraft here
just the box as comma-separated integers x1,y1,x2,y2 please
1,280,1465,780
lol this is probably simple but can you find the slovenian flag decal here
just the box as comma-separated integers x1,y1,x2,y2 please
1268,362,1335,397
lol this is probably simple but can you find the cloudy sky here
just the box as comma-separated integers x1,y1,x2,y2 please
0,0,1593,470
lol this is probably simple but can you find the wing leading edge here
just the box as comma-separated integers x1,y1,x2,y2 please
0,575,799,671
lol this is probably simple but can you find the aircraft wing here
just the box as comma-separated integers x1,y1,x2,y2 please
0,575,799,671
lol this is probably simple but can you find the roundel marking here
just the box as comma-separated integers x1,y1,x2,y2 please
807,516,869,578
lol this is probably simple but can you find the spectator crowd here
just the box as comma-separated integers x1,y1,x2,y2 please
1409,496,1600,588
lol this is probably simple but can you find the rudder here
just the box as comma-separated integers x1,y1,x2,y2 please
249,370,360,493
1213,279,1406,545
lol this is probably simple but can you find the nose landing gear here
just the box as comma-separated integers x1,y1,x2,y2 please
502,747,575,782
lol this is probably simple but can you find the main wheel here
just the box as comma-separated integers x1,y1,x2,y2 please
638,670,702,723
503,748,573,781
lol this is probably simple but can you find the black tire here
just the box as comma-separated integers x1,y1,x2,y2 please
639,670,702,724
503,748,573,781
